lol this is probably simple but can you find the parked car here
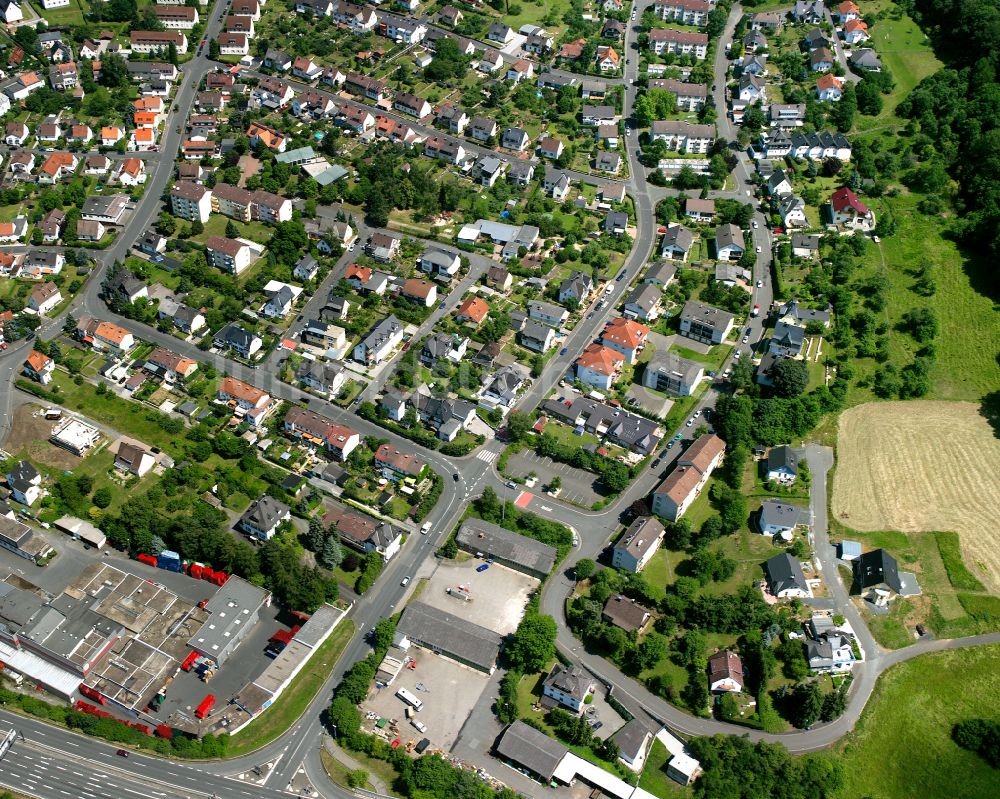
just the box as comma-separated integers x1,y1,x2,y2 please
476,564,489,573
400,576,410,586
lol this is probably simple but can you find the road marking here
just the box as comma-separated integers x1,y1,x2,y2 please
475,450,497,464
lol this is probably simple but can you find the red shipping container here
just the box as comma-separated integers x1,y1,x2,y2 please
180,651,199,672
137,554,157,567
79,685,106,705
200,568,216,583
269,629,293,645
194,694,215,719
212,571,227,586
189,564,204,579
155,725,174,739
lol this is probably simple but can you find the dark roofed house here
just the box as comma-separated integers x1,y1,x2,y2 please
612,718,654,772
852,549,903,599
602,595,652,633
765,445,800,484
764,552,810,598
542,664,594,713
238,495,290,541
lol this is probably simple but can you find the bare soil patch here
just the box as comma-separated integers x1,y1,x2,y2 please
833,401,1000,593
4,404,83,470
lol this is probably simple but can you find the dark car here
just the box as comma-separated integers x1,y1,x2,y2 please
559,347,568,356
116,749,129,758
476,564,489,572
916,624,927,636
453,472,460,481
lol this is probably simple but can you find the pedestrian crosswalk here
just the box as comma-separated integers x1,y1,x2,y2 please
475,449,499,464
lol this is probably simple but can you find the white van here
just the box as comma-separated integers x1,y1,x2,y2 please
411,719,427,733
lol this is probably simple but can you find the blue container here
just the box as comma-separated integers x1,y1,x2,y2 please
157,550,182,572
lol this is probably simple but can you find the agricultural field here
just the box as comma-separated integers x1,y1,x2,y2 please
831,644,1000,799
833,402,1000,594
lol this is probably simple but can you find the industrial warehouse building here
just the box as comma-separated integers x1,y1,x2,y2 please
396,601,503,674
455,520,557,579
190,576,271,665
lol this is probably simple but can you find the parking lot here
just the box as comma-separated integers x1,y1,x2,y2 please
415,557,538,636
363,654,489,751
505,449,605,508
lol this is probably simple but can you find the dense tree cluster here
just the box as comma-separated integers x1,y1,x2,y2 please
953,719,1000,768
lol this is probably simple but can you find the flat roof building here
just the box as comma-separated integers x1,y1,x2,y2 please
190,576,270,665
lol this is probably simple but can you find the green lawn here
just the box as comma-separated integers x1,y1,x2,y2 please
831,644,1000,799
847,193,1000,404
855,4,943,134
38,0,87,27
320,749,374,792
672,344,732,373
226,620,355,757
41,371,191,455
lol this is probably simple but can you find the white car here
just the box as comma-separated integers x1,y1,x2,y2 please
733,349,742,360
756,279,763,288
686,418,694,427
400,576,410,586
756,246,762,253
693,410,701,418
742,335,750,344
420,522,431,535
752,221,758,229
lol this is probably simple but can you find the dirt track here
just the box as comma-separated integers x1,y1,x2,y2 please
833,401,1000,593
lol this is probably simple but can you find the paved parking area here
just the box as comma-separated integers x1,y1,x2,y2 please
415,558,538,636
363,654,489,752
505,449,604,507
625,385,674,419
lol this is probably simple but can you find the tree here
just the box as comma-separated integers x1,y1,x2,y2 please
794,681,823,729
190,218,204,236
630,632,667,673
307,516,325,552
770,358,810,398
225,220,241,238
730,356,755,390
901,307,938,343
209,38,221,60
93,487,113,509
574,558,596,581
506,411,532,442
778,639,810,682
13,25,39,55
320,536,343,570
504,608,556,672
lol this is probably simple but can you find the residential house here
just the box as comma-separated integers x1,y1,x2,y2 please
419,249,461,277
409,393,478,441
792,0,826,24
27,282,62,315
455,296,490,326
4,122,28,146
789,130,852,161
145,347,198,382
239,496,290,541
602,595,652,633
650,120,714,153
654,0,711,26
129,31,188,54
421,333,468,367
520,319,556,353
765,445,801,484
374,444,427,482
218,377,273,426
76,317,134,354
643,261,678,288
507,161,535,186
595,150,622,174
394,92,432,119
575,343,625,390
528,300,569,328
283,406,360,460
247,122,287,152
816,73,844,101
708,651,744,693
758,500,805,540
648,78,708,111
114,443,156,477
807,632,856,673
366,232,402,262
780,196,808,229
612,516,666,573
679,299,736,344
791,233,822,259
558,271,594,306
479,365,525,408
810,47,834,72
651,433,726,520
830,186,875,230
5,460,41,506
844,19,870,44
263,48,292,71
485,265,512,292
542,665,593,713
22,350,53,385
685,197,716,222
538,136,564,160
436,104,469,134
469,115,498,143
743,29,768,53
263,283,299,318
354,315,404,364
622,283,663,322
595,45,620,72
486,22,513,44
600,317,649,364
214,323,263,358
205,236,253,275
115,157,145,186
542,167,571,200
476,156,506,187
401,278,437,308
296,361,346,397
292,56,323,81
38,209,64,243
507,58,533,82
327,504,401,560
501,127,530,151
660,224,694,261
764,552,811,598
849,48,882,72
852,549,905,602
642,350,704,396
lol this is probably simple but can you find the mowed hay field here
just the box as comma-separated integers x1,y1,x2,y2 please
834,401,1000,592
